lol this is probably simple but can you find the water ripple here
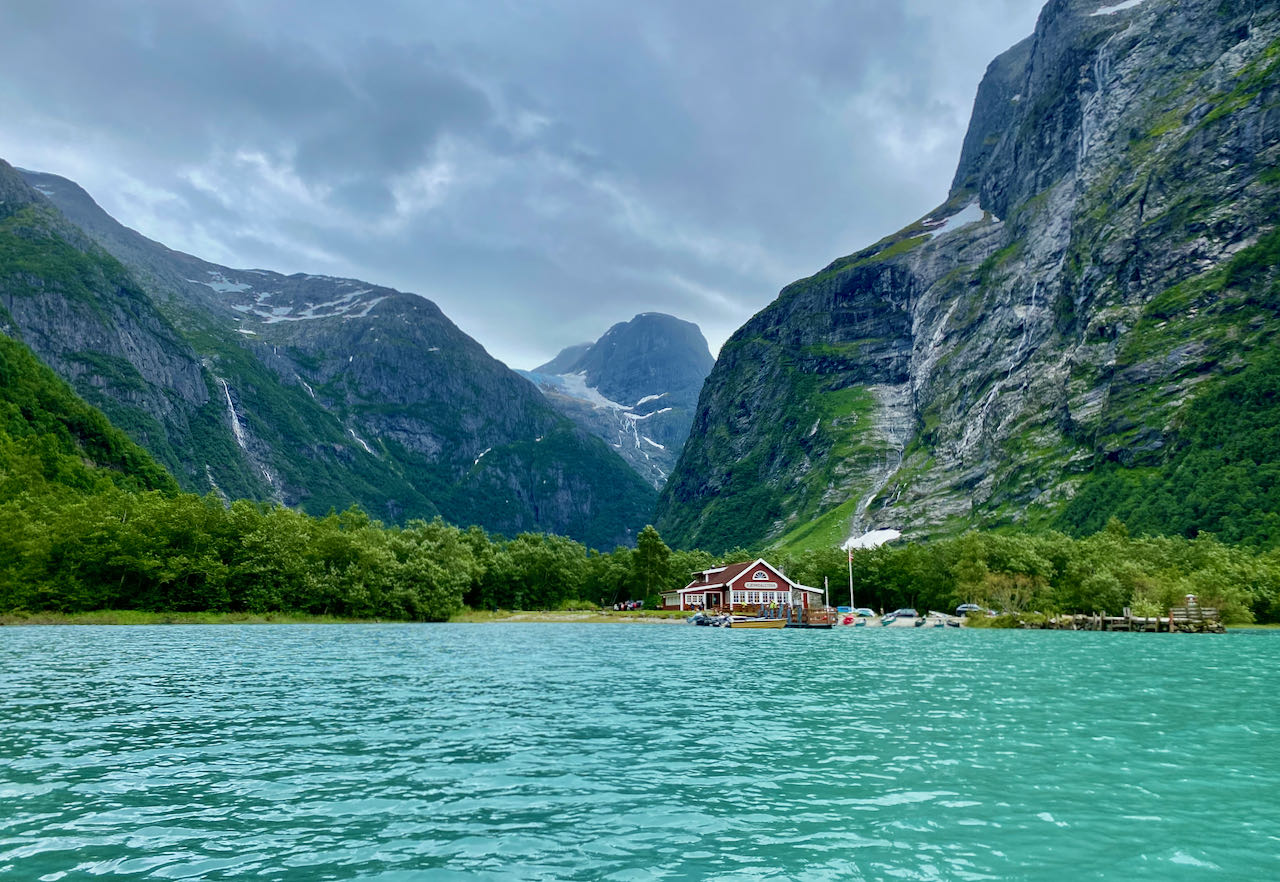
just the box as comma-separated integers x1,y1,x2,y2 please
2,625,1278,879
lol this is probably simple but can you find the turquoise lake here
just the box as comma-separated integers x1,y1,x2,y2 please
2,624,1277,880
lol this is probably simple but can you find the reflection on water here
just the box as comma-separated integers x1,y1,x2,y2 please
2,625,1278,880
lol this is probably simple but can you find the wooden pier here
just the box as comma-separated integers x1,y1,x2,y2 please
787,605,836,629
1032,601,1224,633
728,603,835,629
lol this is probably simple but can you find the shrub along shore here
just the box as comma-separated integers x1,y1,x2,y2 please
2,478,1279,625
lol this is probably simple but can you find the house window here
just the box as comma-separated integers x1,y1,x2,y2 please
752,570,769,581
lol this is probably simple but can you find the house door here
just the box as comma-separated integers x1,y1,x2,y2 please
706,592,722,609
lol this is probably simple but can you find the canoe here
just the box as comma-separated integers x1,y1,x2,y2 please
730,617,786,629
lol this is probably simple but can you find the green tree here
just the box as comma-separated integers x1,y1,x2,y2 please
633,525,672,604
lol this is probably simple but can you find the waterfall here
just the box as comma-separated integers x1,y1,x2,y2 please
218,378,248,450
850,450,905,536
1079,34,1120,164
1007,280,1041,381
849,383,913,536
348,428,375,456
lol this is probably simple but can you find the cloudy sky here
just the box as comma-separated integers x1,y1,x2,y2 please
0,0,1044,369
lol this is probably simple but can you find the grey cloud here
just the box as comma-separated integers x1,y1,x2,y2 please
0,0,1047,368
290,41,494,182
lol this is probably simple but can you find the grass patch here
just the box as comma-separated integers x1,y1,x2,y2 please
771,496,861,556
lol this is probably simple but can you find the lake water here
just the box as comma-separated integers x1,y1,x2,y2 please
1,624,1277,880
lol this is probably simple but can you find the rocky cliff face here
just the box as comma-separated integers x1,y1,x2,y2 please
519,313,714,488
0,160,265,497
658,0,1280,552
7,163,656,547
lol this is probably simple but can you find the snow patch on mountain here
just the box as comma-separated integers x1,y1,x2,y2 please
190,271,253,294
229,289,387,323
843,529,902,551
551,372,630,410
922,202,990,240
1091,0,1144,16
623,407,673,421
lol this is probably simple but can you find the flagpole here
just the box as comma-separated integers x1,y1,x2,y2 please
848,547,854,609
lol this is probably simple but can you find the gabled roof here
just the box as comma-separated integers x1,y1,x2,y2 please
680,558,820,593
681,560,751,592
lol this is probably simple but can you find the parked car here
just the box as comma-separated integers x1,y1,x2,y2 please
955,603,985,616
890,608,918,618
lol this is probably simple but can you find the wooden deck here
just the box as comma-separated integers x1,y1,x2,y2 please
1034,602,1224,633
720,604,835,629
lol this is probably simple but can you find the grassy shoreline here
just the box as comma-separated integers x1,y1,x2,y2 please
0,608,689,626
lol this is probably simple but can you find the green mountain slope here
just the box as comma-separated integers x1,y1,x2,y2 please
658,0,1280,552
0,331,177,497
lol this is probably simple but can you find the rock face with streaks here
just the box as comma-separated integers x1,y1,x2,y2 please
520,313,714,488
658,0,1280,552
3,162,656,547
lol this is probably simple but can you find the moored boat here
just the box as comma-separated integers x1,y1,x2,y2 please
688,611,731,627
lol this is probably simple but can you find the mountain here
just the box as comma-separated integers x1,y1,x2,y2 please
4,161,656,548
519,313,714,488
657,0,1280,553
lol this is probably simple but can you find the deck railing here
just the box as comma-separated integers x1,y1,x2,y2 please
718,603,837,628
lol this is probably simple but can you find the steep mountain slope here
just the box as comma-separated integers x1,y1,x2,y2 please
6,162,655,547
519,313,714,488
0,162,266,499
0,330,177,497
657,0,1280,552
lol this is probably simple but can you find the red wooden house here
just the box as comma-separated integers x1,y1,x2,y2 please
661,559,823,612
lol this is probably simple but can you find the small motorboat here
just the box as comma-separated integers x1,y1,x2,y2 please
689,612,731,627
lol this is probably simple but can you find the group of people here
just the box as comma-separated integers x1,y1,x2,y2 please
613,600,644,611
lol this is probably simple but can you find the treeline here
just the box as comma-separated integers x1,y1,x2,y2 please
4,476,1280,624
773,521,1280,624
0,484,720,620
